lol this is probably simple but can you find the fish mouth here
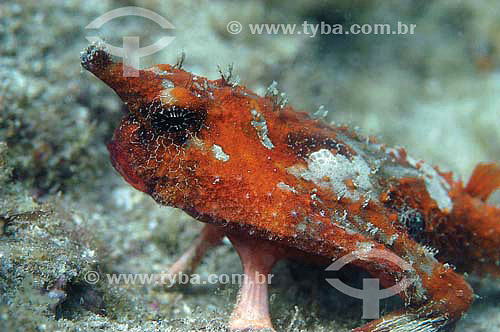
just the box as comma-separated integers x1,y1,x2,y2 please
80,44,113,74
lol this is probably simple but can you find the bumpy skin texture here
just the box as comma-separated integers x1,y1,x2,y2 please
81,45,500,331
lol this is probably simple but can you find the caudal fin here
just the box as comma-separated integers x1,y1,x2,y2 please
465,163,500,201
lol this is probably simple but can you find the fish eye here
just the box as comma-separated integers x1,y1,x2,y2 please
130,100,207,146
137,100,206,135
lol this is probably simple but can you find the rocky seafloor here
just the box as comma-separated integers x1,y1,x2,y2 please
1,0,499,331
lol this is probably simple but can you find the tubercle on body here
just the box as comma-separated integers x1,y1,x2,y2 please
81,44,500,331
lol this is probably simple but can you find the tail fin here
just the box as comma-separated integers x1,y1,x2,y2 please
464,163,500,202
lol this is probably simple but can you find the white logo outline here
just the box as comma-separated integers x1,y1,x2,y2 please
85,7,175,77
326,249,416,319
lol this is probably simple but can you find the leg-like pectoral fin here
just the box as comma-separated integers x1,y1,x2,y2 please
159,224,224,286
227,234,286,332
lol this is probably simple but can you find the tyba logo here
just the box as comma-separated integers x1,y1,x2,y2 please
325,249,416,319
85,7,175,77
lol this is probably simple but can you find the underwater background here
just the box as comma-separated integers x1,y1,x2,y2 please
1,0,499,331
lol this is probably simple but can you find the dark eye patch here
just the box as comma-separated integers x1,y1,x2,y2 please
150,105,204,133
138,100,206,135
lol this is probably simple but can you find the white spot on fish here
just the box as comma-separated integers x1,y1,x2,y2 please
277,182,297,193
287,149,374,201
356,242,374,254
212,144,230,162
250,109,274,149
161,79,175,89
407,156,453,212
